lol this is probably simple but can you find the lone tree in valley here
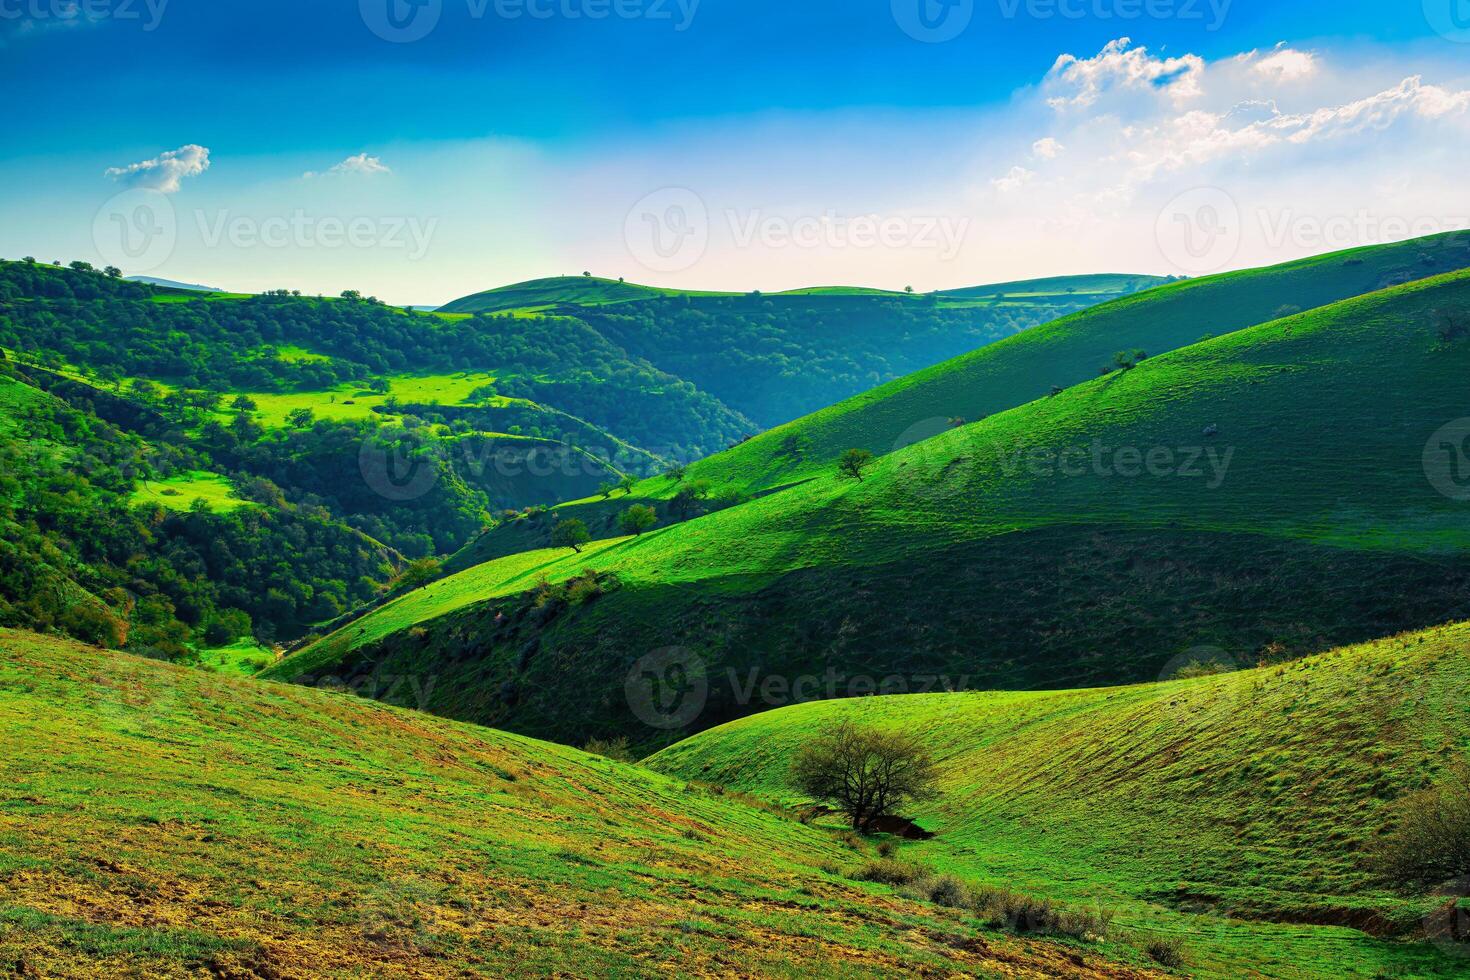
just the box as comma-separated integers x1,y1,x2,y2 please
552,518,591,554
619,505,657,536
839,448,875,482
790,719,940,832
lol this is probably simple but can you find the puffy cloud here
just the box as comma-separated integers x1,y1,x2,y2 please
991,166,1035,193
104,144,210,194
1032,137,1065,160
1254,46,1318,83
1046,38,1205,110
304,153,393,179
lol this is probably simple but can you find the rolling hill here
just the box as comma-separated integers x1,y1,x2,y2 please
452,231,1470,566
0,628,1169,979
650,620,1470,979
273,265,1470,754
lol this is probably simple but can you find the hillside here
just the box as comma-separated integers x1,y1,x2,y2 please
650,621,1470,979
443,273,1166,430
274,268,1470,753
0,629,1168,979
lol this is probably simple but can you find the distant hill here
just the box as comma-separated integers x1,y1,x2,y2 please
442,273,1168,432
126,275,223,292
0,628,1172,979
276,261,1470,756
652,621,1470,978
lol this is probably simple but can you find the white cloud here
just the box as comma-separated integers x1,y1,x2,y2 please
104,144,211,194
991,166,1035,193
1032,137,1065,160
1046,38,1205,110
1254,46,1318,83
304,153,393,179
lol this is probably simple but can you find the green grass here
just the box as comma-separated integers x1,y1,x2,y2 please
641,233,1470,498
0,629,1168,978
195,639,277,676
130,471,256,513
650,621,1470,979
281,268,1470,753
236,371,513,427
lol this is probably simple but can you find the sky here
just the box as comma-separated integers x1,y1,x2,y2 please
1,0,1468,305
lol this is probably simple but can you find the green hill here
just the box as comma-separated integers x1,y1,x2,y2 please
649,621,1470,979
438,275,713,315
0,628,1169,978
273,267,1470,754
938,273,1164,301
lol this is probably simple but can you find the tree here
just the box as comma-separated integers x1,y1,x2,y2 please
396,557,442,593
1373,762,1470,888
553,518,591,553
839,448,874,482
598,482,616,499
619,505,657,536
905,285,914,293
286,407,315,428
232,395,258,411
617,474,637,496
790,720,941,832
669,480,711,519
104,266,122,279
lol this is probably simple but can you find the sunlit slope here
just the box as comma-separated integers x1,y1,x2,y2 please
650,622,1470,980
439,276,726,314
669,233,1470,495
276,270,1470,751
0,630,1166,979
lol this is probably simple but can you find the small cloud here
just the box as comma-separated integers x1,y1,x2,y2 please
304,153,393,179
104,144,211,194
1255,46,1317,83
1046,38,1205,110
991,166,1036,193
1032,137,1065,160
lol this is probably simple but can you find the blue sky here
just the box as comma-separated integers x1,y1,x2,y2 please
2,0,1467,303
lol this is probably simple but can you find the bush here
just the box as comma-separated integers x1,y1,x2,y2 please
851,859,930,886
920,875,970,909
1373,762,1470,887
1146,937,1186,968
583,736,634,762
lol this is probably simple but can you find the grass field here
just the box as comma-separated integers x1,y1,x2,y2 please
130,471,256,513
235,371,513,427
650,621,1470,979
0,629,1170,978
194,639,277,676
279,267,1470,752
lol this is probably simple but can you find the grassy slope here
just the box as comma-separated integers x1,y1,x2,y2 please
0,630,1166,979
938,273,1164,299
650,622,1470,979
450,233,1470,570
274,269,1470,748
663,233,1470,496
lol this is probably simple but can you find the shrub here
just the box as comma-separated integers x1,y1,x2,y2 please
583,736,634,762
1373,762,1470,887
851,859,930,886
921,875,970,909
1146,937,1186,968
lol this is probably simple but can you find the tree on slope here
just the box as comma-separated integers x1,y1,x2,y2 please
553,518,591,554
839,448,874,482
790,719,940,832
